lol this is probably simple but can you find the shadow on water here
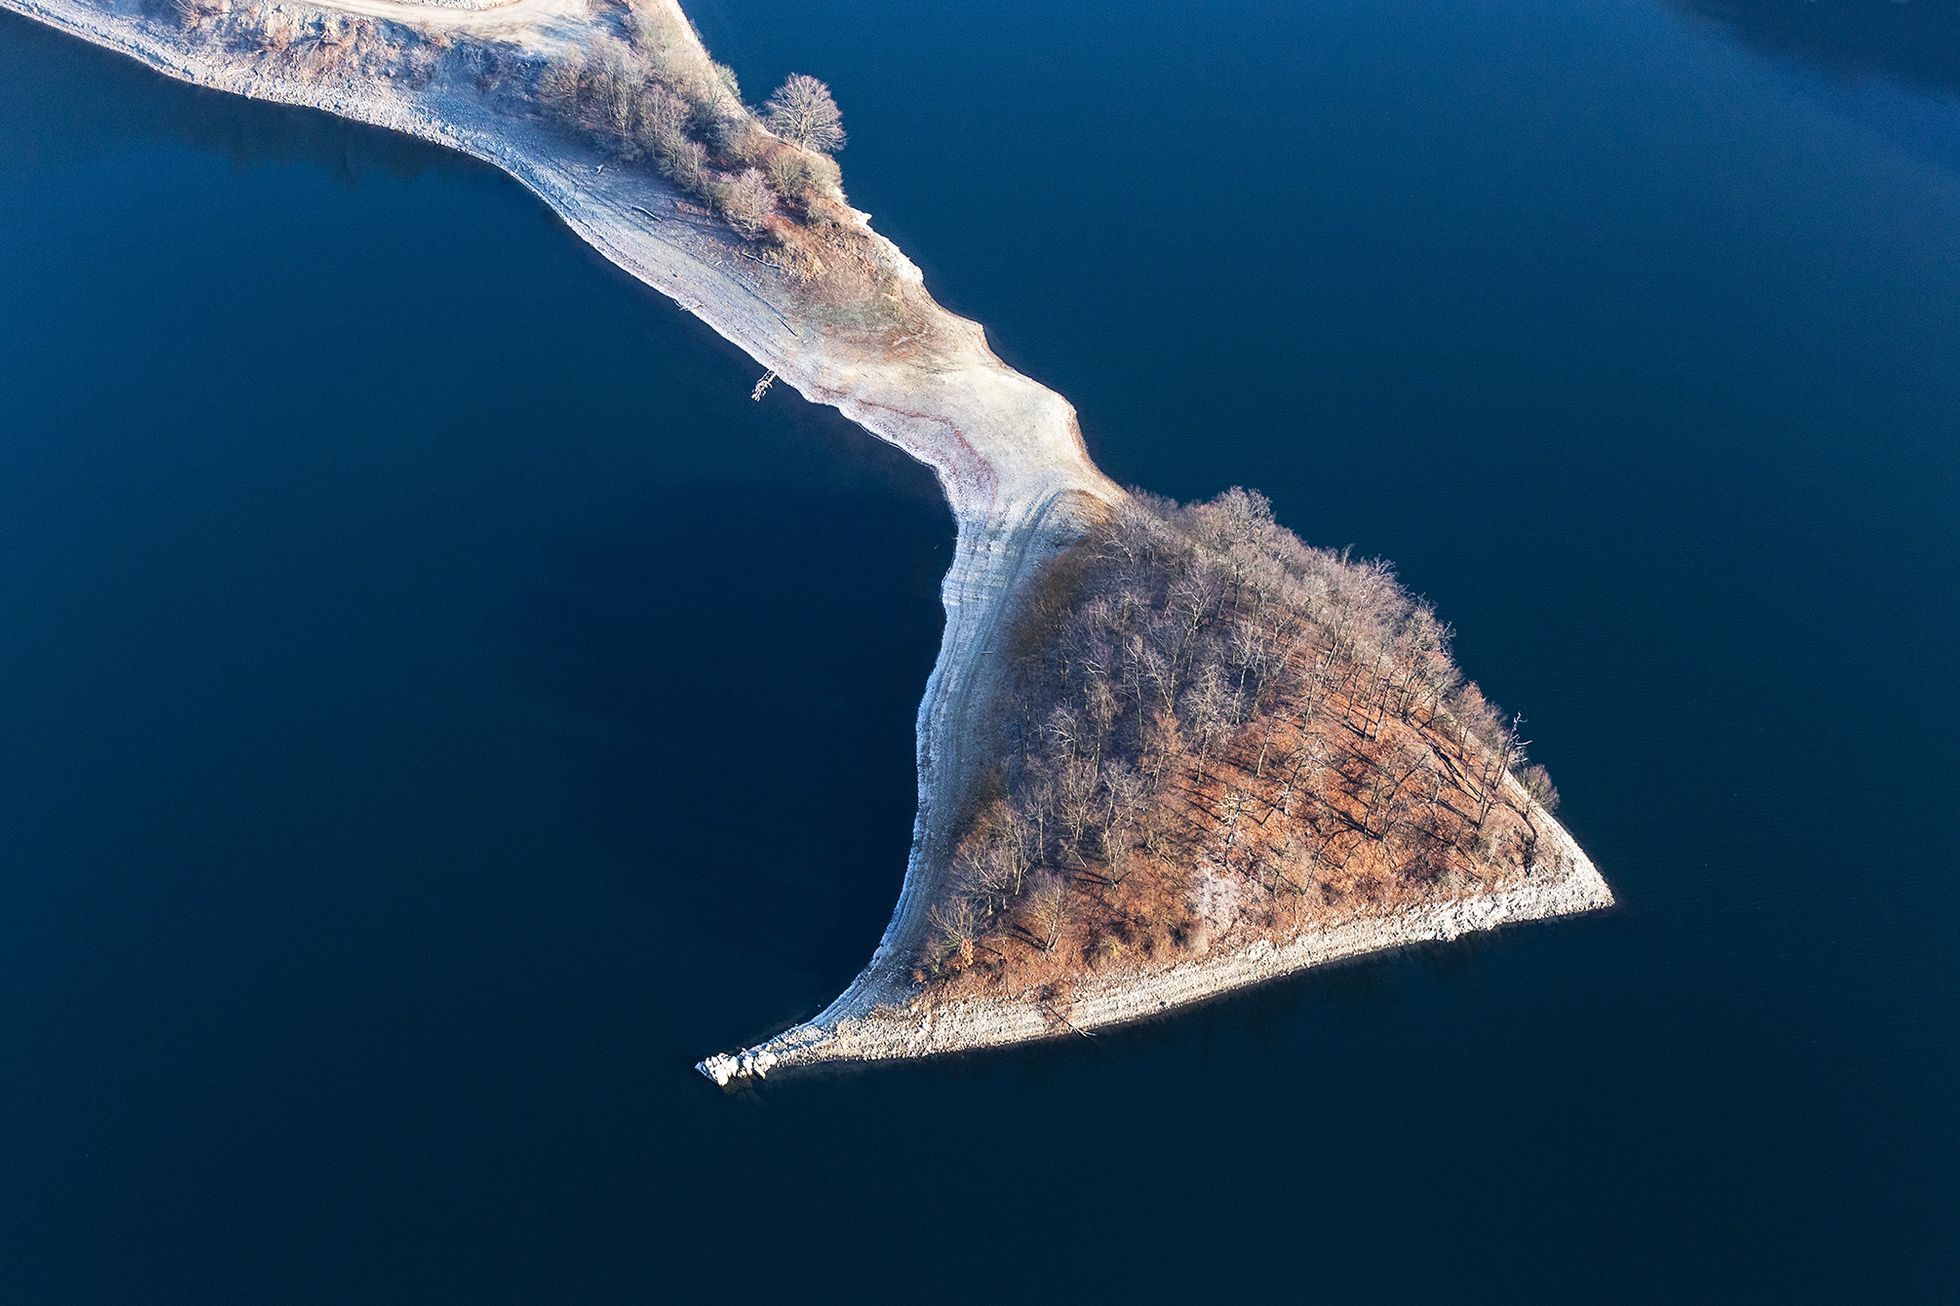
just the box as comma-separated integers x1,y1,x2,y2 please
1673,0,1960,99
517,480,951,976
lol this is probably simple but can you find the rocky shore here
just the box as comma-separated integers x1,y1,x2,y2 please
701,813,1611,1083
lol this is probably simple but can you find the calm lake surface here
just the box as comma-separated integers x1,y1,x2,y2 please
3,1,1956,1298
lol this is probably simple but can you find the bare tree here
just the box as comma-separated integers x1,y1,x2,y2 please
170,0,228,30
1100,762,1145,860
927,898,979,971
585,45,642,138
1517,762,1559,851
1351,735,1424,840
1024,873,1069,952
1212,784,1256,873
1056,755,1101,868
954,836,1016,915
716,167,780,239
1475,713,1527,827
764,73,846,153
664,137,708,193
633,84,692,161
1187,663,1232,784
1139,638,1178,715
766,149,814,207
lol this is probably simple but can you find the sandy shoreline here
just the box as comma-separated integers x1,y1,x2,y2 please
7,0,1611,1087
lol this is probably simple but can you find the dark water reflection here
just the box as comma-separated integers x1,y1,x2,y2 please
4,1,1959,1300
521,485,952,971
1676,0,1960,100
1670,0,1960,176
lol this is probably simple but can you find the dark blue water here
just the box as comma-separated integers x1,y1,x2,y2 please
4,2,1957,1299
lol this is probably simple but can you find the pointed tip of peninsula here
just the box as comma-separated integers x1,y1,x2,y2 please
697,490,1619,1083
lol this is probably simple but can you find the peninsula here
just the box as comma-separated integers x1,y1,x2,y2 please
3,0,1613,1084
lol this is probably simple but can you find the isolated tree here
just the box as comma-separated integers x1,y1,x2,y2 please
764,73,846,153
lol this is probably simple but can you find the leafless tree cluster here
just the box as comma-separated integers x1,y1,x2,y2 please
763,74,846,154
716,167,781,239
925,489,1564,987
536,15,847,246
149,0,874,292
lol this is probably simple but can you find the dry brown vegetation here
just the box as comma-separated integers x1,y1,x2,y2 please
145,0,919,331
531,3,932,334
535,4,891,290
923,490,1568,999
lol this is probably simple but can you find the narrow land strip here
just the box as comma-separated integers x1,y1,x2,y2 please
4,0,1611,1087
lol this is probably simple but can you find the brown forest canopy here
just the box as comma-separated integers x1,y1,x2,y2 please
927,489,1564,991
